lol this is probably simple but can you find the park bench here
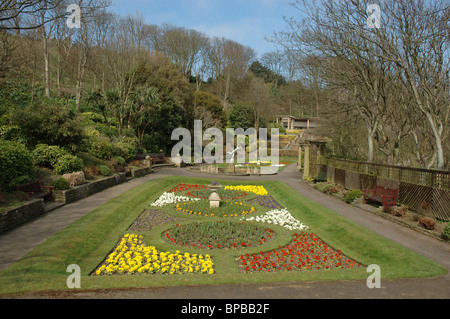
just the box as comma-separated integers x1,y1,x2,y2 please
15,180,53,201
148,153,166,164
363,185,398,208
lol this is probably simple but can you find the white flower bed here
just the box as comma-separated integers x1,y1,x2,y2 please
151,192,200,207
243,208,309,231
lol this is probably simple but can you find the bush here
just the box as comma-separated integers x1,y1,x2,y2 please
114,156,125,165
51,177,71,190
53,154,84,175
99,165,110,176
9,101,85,150
345,190,363,204
442,223,450,240
88,137,114,160
390,205,409,217
418,217,436,230
0,140,34,191
112,138,137,162
32,144,69,167
83,166,99,179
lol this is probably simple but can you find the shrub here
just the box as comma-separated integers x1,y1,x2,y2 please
32,144,68,167
442,223,450,240
114,156,125,165
0,140,34,191
62,171,86,187
99,165,110,176
9,101,85,150
345,190,363,204
53,154,84,175
51,177,71,190
390,205,409,217
83,166,99,179
7,175,34,190
88,137,114,160
418,217,436,230
112,139,137,162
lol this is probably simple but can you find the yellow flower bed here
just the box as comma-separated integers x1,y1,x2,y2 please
94,234,215,275
224,185,268,196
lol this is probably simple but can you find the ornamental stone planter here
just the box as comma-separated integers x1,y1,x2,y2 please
209,192,221,208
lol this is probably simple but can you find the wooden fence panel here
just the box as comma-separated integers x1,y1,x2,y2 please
319,156,450,221
432,189,450,221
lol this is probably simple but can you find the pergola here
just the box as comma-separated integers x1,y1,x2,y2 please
297,136,328,180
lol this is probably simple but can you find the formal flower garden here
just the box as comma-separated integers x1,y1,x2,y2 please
93,182,364,277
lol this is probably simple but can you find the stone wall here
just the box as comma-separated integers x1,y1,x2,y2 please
0,199,45,234
131,167,151,178
54,173,127,204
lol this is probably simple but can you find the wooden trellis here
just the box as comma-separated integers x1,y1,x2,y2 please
322,157,450,221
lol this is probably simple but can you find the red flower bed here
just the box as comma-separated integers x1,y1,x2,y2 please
169,183,208,192
237,232,363,273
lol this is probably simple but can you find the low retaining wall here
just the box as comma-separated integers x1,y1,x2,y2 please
131,167,151,178
0,199,45,234
54,173,127,204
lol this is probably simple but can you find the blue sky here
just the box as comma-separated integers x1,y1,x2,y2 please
108,0,298,58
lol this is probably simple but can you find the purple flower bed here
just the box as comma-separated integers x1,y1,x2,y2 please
128,210,186,232
246,195,283,209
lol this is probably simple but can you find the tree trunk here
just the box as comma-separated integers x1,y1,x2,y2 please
42,29,50,98
76,48,87,111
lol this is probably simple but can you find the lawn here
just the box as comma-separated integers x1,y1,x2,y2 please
0,175,446,295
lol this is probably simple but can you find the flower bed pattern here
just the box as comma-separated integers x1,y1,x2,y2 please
128,210,186,232
94,234,215,275
94,182,364,278
187,189,248,200
175,200,256,218
162,221,275,250
243,208,309,231
224,185,268,195
236,232,363,273
169,183,208,192
246,195,283,209
151,192,200,207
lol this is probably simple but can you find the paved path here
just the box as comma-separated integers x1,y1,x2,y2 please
1,164,449,299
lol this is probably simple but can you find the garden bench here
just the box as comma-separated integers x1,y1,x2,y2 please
363,185,398,208
15,180,53,201
149,153,166,164
313,171,327,183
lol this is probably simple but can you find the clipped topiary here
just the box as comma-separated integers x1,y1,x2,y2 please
99,165,110,176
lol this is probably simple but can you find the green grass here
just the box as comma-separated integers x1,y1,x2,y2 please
0,176,446,295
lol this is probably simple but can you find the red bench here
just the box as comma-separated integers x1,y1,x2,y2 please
15,180,53,201
363,185,398,208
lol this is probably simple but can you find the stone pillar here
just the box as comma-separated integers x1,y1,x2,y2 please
297,146,303,171
303,144,310,180
145,156,152,170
